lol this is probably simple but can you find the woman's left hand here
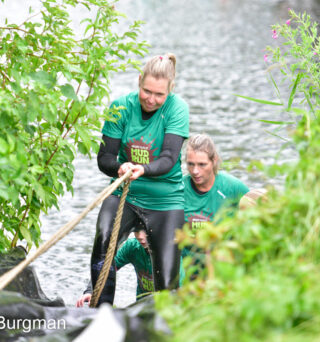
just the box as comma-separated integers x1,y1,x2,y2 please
118,163,144,181
129,164,145,180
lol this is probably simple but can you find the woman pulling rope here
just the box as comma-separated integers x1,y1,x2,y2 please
90,53,189,306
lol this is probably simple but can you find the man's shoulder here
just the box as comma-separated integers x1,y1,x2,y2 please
123,237,142,250
116,238,143,263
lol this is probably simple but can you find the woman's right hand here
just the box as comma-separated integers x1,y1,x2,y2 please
118,162,135,177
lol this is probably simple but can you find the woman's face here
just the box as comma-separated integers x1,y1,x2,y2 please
186,148,215,190
139,75,169,112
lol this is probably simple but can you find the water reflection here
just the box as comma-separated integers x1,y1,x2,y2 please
1,0,319,307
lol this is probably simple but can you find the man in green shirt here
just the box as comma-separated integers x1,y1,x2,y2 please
77,229,184,307
182,134,249,268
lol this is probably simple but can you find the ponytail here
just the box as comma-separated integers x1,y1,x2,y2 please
140,53,177,91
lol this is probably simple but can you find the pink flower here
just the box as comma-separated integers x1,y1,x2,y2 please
314,52,318,55
272,30,278,39
286,19,291,25
264,54,268,62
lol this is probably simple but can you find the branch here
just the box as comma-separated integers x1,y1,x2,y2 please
0,70,11,89
19,11,42,28
0,26,29,34
11,206,30,248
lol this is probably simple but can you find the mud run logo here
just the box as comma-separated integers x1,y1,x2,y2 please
125,137,158,165
186,211,214,234
0,316,66,333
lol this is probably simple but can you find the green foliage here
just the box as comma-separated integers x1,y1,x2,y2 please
266,10,320,115
155,10,320,341
156,262,320,342
0,0,148,251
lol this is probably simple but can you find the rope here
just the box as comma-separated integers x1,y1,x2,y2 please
89,179,130,308
0,170,132,291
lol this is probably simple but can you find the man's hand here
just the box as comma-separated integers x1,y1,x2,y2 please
76,293,92,307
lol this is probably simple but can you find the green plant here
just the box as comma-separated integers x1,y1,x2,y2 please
237,10,319,146
0,0,148,252
155,10,320,341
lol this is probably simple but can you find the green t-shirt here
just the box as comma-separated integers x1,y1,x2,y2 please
115,238,185,296
102,91,189,210
182,172,249,261
183,172,249,234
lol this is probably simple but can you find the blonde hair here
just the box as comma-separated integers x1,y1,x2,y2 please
186,134,221,175
140,53,177,92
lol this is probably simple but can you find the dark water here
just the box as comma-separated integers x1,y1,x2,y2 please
1,0,319,307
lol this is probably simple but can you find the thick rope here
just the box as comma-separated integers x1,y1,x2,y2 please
90,179,130,308
0,170,132,291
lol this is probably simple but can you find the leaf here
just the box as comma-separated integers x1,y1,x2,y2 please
287,73,302,110
60,84,79,101
30,71,56,89
7,186,19,206
75,125,91,152
30,165,45,174
0,137,9,154
48,165,61,193
6,134,16,153
235,94,283,106
258,119,295,125
264,130,290,142
20,228,33,246
33,182,47,204
267,72,281,99
0,182,9,201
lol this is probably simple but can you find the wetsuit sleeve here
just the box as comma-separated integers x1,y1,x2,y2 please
143,133,184,176
114,240,134,270
97,135,121,177
85,240,134,294
84,280,93,294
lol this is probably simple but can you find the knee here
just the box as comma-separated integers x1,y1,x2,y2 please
154,271,179,291
153,260,180,291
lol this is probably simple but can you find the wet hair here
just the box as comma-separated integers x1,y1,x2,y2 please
133,221,145,232
186,134,221,175
140,53,177,92
133,226,144,233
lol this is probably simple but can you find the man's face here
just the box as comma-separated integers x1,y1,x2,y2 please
134,230,148,248
186,148,215,190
